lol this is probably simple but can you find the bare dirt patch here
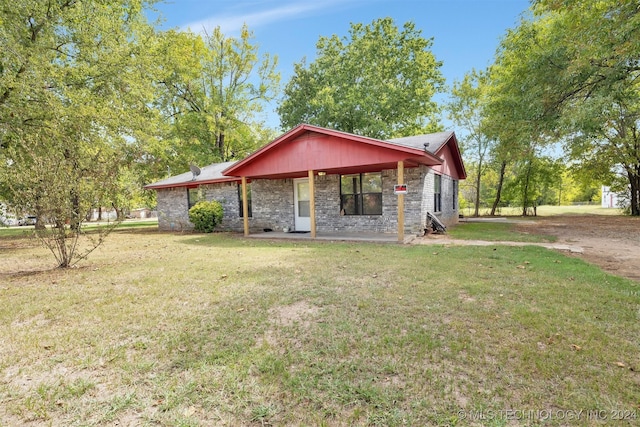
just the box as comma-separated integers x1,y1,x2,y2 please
514,214,640,281
257,301,321,349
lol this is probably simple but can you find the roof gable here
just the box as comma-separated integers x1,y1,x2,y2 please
390,131,467,180
223,124,443,178
145,125,466,189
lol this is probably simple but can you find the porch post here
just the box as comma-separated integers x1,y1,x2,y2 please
308,169,316,238
397,161,405,243
241,176,249,236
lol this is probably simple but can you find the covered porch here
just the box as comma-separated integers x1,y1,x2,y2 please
223,124,444,243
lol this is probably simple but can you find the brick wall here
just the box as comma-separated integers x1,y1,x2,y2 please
156,188,191,231
156,183,246,231
251,179,294,232
421,167,459,229
155,166,459,234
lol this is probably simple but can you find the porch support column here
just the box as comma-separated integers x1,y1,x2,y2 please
397,161,405,243
308,169,316,238
241,176,249,236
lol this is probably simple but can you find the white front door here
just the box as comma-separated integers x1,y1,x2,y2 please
294,178,311,231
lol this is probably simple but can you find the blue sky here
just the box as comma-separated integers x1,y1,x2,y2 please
150,0,532,129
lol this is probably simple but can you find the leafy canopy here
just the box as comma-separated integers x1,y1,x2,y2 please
0,0,161,267
278,17,445,139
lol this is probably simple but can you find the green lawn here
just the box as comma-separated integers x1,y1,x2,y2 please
448,221,557,243
462,204,623,217
1,230,639,426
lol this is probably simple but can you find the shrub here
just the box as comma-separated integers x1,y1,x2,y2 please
188,200,223,233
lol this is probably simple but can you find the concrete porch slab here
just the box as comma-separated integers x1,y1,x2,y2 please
246,231,403,243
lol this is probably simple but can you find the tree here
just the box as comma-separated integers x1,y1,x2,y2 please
0,0,161,267
482,14,556,216
494,0,640,214
502,147,563,215
155,26,280,168
448,69,494,216
278,17,445,139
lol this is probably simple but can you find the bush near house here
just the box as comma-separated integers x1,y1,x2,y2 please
188,200,223,233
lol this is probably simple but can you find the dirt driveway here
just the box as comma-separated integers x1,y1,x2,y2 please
515,215,640,282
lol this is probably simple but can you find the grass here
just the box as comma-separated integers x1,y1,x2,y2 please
0,219,158,238
448,222,557,243
1,229,639,426
462,204,624,217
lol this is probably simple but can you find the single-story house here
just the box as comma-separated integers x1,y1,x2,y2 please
145,124,466,242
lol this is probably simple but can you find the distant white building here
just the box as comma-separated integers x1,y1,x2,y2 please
601,186,621,208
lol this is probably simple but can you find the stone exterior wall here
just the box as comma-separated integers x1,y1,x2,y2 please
420,167,459,229
155,166,459,234
251,179,294,232
156,183,246,231
156,187,191,231
200,182,246,231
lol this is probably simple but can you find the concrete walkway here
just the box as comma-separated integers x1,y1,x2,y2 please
246,229,585,254
246,230,584,253
247,231,399,243
413,235,584,253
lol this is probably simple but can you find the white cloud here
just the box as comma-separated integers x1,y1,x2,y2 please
180,0,347,35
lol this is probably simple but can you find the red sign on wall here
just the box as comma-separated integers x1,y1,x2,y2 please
394,184,407,194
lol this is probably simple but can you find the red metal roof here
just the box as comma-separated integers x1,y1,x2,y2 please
222,124,444,179
144,124,466,189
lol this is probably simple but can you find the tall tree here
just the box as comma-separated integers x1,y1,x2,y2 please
448,69,494,216
482,15,552,215
494,0,640,214
156,25,280,168
278,17,445,139
0,0,160,267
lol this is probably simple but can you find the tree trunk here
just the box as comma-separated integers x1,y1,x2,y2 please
70,191,81,231
629,168,640,216
217,131,225,161
98,206,103,221
112,204,124,220
522,160,532,216
490,161,507,216
474,159,482,217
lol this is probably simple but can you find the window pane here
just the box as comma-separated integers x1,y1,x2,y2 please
362,193,382,215
452,180,457,210
340,174,360,195
188,188,199,209
434,175,441,193
341,194,358,215
362,173,381,193
297,182,309,201
238,183,252,218
298,200,310,217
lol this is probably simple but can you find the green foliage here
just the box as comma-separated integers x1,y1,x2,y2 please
188,200,223,233
448,70,494,216
488,0,640,214
154,26,280,168
0,0,161,266
278,17,444,139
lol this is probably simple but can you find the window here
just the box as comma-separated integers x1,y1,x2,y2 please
434,174,442,212
238,183,252,218
187,188,200,209
452,179,458,210
340,172,382,215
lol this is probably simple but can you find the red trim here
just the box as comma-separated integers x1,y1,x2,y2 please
432,132,467,180
222,124,442,178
